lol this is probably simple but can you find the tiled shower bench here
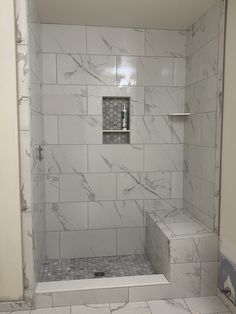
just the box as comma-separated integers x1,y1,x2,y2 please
35,210,219,307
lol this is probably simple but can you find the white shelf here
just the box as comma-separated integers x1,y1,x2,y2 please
103,129,130,133
168,113,191,116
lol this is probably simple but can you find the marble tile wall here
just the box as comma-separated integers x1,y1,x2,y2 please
42,24,187,258
16,0,45,300
183,0,225,231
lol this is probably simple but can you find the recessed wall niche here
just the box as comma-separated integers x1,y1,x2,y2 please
102,97,130,144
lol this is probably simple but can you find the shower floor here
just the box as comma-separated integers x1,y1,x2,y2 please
40,254,155,282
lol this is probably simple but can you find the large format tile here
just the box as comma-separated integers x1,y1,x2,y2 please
131,116,172,144
71,304,111,314
174,58,186,86
117,172,171,200
144,144,183,171
57,54,116,85
110,301,151,313
42,24,86,53
43,53,56,84
43,85,87,115
146,30,186,57
200,262,218,297
52,288,128,306
46,232,59,259
87,86,144,115
117,56,173,86
44,145,87,174
185,296,228,313
87,27,145,55
144,87,184,115
60,229,116,258
148,299,191,314
88,200,144,229
44,115,58,144
60,173,116,202
31,307,70,314
117,227,145,255
46,202,88,231
88,145,143,172
58,115,102,144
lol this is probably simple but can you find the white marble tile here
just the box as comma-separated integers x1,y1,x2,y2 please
42,24,86,53
31,306,70,314
117,172,171,200
88,145,143,173
131,116,172,144
58,116,102,144
117,56,173,86
110,303,151,313
148,299,191,314
87,27,145,55
167,221,208,235
117,227,145,255
172,172,183,198
144,144,183,171
60,229,116,258
201,113,216,147
191,1,220,53
170,236,218,263
60,173,116,202
185,296,228,313
144,199,184,212
45,174,59,202
190,75,217,113
31,83,43,114
44,115,58,144
46,232,60,259
144,87,185,115
174,58,186,86
171,118,185,144
46,202,88,231
87,86,144,115
184,115,202,147
88,200,144,229
52,288,128,306
35,293,53,308
44,145,87,174
43,53,56,84
146,30,186,57
200,262,218,296
57,54,116,85
15,0,28,44
199,180,214,218
43,85,87,115
32,114,44,145
71,303,110,314
17,45,29,98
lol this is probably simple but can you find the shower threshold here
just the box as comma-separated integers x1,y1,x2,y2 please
40,254,155,282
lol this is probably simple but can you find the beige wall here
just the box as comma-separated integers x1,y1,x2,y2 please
0,0,24,301
220,0,236,261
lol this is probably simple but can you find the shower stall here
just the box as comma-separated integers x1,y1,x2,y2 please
14,0,226,308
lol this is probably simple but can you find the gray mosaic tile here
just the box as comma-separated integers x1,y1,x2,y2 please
40,254,155,282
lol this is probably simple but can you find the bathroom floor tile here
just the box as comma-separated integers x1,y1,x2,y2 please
40,254,155,282
148,299,191,314
184,296,229,313
71,304,110,314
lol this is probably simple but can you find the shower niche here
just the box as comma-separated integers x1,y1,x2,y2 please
102,97,130,144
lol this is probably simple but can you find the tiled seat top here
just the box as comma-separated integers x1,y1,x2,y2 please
148,209,217,240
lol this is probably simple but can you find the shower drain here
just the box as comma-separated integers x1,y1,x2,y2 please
94,271,106,277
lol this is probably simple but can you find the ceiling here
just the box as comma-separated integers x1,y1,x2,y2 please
35,0,218,30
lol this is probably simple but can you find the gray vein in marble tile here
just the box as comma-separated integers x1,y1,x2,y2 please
111,301,129,312
65,54,107,85
51,203,69,231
